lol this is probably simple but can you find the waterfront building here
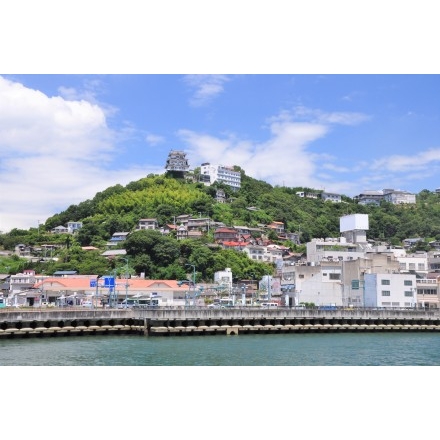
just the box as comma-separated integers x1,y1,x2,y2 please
364,272,417,308
416,276,440,308
28,276,189,307
397,252,428,277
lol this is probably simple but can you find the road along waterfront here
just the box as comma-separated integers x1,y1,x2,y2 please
1,307,440,338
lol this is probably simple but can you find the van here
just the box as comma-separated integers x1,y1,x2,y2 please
260,302,278,309
117,299,137,309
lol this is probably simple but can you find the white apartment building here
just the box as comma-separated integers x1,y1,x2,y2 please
383,189,416,204
355,189,416,205
397,253,428,276
293,262,344,307
364,273,417,308
200,163,241,190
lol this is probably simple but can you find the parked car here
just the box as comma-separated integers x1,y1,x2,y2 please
81,301,93,308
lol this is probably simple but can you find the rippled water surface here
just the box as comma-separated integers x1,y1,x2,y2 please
1,332,440,366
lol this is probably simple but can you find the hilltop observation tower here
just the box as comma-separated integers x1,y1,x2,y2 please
165,150,190,177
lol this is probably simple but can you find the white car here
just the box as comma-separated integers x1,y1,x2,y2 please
81,301,93,308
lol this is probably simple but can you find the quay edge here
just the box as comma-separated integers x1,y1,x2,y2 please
1,308,440,338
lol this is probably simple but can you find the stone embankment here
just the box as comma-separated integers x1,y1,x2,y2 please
1,307,440,338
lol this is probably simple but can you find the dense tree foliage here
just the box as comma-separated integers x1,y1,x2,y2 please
3,171,440,281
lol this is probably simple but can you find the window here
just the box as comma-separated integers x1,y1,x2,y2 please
409,263,416,270
381,279,390,285
404,291,413,297
382,291,391,296
329,273,341,280
399,263,406,270
418,263,425,270
404,280,413,286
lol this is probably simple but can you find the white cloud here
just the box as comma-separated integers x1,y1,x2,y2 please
145,132,165,146
177,105,439,198
179,116,328,189
178,106,370,192
183,74,230,106
371,148,440,172
0,76,156,233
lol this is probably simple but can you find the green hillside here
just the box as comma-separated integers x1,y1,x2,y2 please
2,169,440,280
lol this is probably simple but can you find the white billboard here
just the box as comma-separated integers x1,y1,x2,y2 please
340,214,369,232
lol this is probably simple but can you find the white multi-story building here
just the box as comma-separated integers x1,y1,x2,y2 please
383,189,416,204
200,163,241,190
355,189,416,205
292,262,344,307
397,252,428,276
364,273,417,308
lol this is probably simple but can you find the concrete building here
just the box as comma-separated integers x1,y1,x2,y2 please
321,192,342,203
306,237,367,264
397,252,428,277
200,163,241,190
136,219,159,230
293,261,343,307
355,189,416,205
214,268,233,292
383,189,416,204
364,272,417,308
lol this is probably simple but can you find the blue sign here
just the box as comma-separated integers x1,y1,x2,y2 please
90,279,97,288
103,276,115,288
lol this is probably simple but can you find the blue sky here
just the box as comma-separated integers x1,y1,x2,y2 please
1,74,440,232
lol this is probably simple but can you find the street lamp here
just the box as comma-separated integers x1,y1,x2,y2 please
186,264,196,307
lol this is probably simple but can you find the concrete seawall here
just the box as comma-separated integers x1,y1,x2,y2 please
1,307,440,338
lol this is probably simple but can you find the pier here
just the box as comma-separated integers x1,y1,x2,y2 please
1,307,440,338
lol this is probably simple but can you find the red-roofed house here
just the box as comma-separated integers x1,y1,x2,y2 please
31,277,190,307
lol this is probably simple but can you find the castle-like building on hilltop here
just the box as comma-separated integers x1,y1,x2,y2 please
165,150,190,174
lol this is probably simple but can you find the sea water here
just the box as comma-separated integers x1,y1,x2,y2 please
1,332,440,366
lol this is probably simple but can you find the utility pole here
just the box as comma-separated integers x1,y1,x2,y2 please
186,264,196,307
